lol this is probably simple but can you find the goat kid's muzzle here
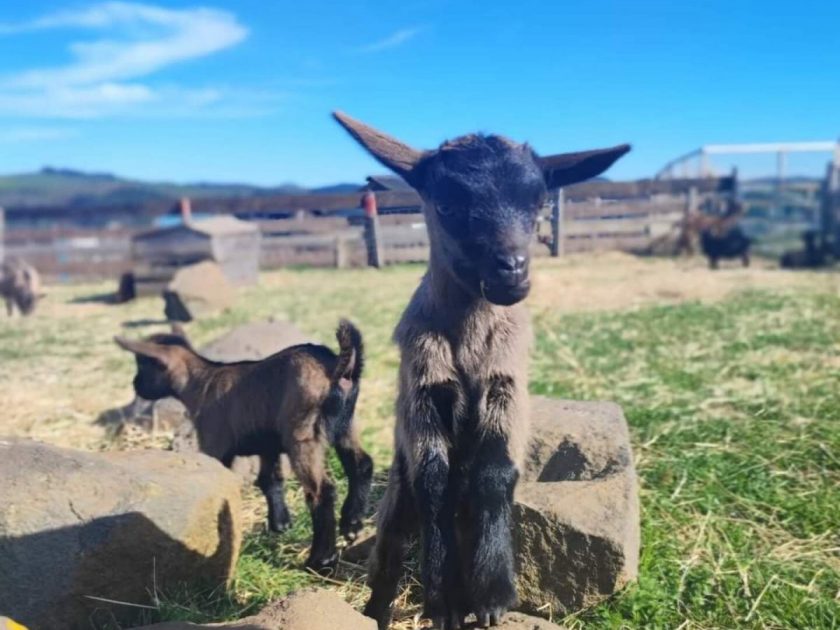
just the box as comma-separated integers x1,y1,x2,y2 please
480,253,531,306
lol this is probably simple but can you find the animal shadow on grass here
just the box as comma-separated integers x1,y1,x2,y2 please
68,291,120,305
122,318,172,328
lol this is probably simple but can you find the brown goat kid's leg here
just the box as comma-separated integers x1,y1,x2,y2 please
334,428,374,542
257,453,292,533
364,455,418,630
289,437,338,574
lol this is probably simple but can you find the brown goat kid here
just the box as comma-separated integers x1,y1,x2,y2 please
114,320,373,573
335,111,629,629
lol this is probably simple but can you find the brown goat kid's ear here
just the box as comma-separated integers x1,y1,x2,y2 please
114,335,175,366
540,144,631,190
332,111,425,183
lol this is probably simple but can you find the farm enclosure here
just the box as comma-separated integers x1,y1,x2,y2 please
1,255,838,629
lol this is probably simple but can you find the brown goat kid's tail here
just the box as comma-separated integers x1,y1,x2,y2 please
333,319,364,386
322,320,364,445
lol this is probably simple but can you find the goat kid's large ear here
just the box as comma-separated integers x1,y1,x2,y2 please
332,111,425,183
114,336,175,366
540,144,631,190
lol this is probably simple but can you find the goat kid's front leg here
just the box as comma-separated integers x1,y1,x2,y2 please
334,428,374,542
257,453,292,533
413,443,464,630
290,437,338,574
467,433,518,627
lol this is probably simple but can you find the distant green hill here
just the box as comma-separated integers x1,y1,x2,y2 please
0,167,359,208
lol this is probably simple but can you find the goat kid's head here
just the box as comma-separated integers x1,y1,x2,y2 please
114,327,192,400
334,111,630,305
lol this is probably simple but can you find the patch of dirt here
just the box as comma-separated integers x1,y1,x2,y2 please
528,252,840,313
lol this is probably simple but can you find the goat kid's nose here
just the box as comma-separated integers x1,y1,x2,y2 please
496,254,528,274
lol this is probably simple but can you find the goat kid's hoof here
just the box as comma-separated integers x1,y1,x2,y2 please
362,601,392,630
305,552,338,576
268,514,292,534
431,611,465,630
476,607,506,627
339,517,363,542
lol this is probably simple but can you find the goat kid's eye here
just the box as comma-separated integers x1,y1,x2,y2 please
436,204,455,217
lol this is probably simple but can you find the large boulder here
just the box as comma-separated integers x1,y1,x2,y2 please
514,397,640,614
135,588,376,630
199,319,311,362
0,438,242,630
163,261,234,322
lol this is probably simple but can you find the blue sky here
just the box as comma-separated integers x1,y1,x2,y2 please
0,0,837,187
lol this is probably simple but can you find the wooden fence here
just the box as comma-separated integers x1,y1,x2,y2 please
3,226,134,280
1,175,737,280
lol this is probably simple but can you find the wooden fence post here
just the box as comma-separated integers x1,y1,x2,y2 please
686,186,698,215
335,235,348,269
362,191,383,268
179,197,192,225
550,188,564,257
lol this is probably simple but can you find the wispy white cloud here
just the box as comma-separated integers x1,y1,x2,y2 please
0,127,79,143
0,2,250,119
356,27,422,53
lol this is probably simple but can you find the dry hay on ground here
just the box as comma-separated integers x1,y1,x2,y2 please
1,254,835,455
529,251,839,314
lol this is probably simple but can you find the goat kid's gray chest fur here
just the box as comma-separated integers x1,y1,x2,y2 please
397,297,531,450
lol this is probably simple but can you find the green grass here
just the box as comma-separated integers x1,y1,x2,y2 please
532,290,840,629
2,261,838,629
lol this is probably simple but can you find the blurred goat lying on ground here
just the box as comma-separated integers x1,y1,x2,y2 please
1,257,43,316
115,319,373,574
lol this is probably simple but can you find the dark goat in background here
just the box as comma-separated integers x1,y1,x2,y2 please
114,320,372,573
335,111,629,629
699,200,750,269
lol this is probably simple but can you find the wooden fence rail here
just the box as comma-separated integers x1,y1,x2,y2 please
1,175,738,279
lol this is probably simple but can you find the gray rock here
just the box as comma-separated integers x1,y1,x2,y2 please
0,438,242,630
134,588,376,630
514,397,640,614
495,611,567,629
199,319,311,362
96,396,187,434
163,261,234,322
